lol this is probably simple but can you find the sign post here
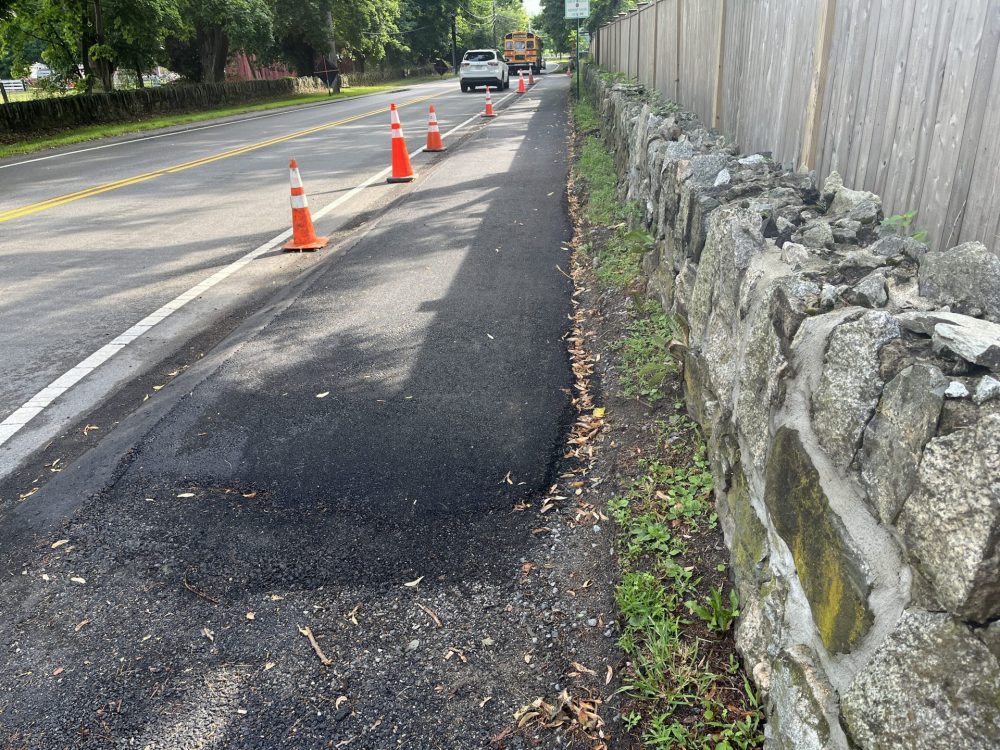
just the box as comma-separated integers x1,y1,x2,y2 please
565,0,589,99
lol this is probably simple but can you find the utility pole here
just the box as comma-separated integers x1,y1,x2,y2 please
492,0,497,48
576,16,580,99
324,10,341,94
451,11,458,73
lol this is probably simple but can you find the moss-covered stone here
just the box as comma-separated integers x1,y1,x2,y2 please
726,468,768,582
764,427,873,654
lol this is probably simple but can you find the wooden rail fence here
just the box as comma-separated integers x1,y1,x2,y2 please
594,0,1000,250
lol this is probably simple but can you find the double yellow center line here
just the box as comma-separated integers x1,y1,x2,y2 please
0,92,439,224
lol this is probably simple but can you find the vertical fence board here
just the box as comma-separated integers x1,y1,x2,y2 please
678,0,722,124
638,5,657,90
950,0,1000,245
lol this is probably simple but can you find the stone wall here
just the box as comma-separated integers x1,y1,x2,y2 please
583,66,1000,750
0,77,328,137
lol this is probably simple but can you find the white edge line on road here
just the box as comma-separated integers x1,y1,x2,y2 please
0,86,523,448
0,80,461,170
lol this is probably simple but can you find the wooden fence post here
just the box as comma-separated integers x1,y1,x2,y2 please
711,0,727,130
800,0,837,170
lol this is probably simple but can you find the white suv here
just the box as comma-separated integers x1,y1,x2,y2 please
459,49,509,92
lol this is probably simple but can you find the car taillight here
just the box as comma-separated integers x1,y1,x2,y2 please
461,62,470,68
487,61,498,67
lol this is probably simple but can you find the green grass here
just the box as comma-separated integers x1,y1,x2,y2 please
610,429,763,750
617,299,681,404
0,74,446,159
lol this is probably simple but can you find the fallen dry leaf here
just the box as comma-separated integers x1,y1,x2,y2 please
176,492,195,498
202,627,214,642
51,539,69,549
403,576,424,589
347,604,360,625
82,424,99,435
316,391,330,399
52,667,64,676
571,661,596,676
264,661,275,671
605,665,613,685
246,612,255,621
593,407,605,418
74,619,90,632
70,576,86,584
479,696,493,708
18,487,39,501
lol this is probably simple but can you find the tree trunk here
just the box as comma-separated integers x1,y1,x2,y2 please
0,80,9,105
91,0,114,90
81,5,94,93
197,26,229,83
135,61,144,88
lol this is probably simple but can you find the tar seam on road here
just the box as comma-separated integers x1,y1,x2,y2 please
0,92,444,223
0,85,529,449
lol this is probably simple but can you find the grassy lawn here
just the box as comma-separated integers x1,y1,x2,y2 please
0,74,449,159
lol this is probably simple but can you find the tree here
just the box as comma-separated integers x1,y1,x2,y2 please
533,0,571,55
165,0,273,83
586,0,631,34
269,0,333,76
0,0,185,92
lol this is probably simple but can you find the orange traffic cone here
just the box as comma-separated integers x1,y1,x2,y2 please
426,104,445,152
387,103,416,183
482,86,496,118
517,71,526,94
282,159,328,252
528,67,535,85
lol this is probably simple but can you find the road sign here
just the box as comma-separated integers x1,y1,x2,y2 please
565,0,589,20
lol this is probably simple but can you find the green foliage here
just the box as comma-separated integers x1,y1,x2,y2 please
605,422,763,749
685,586,740,632
586,0,636,34
617,571,667,630
534,0,573,54
618,300,680,404
880,209,928,243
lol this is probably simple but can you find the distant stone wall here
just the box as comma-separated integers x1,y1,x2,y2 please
584,65,1000,750
0,77,328,137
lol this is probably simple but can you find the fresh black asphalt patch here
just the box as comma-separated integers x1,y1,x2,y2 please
0,75,625,748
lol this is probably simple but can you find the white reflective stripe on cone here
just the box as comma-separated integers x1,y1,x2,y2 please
289,169,304,188
290,194,308,209
392,127,405,138
390,107,401,125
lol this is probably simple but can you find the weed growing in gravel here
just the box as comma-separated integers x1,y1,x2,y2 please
610,422,764,750
617,300,681,404
577,136,619,226
573,97,653,289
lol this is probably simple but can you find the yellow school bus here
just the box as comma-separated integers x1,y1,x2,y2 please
503,31,544,75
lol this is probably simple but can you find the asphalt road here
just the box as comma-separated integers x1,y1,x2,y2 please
0,72,580,746
0,75,533,480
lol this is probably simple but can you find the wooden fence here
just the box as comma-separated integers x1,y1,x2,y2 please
594,0,1000,250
